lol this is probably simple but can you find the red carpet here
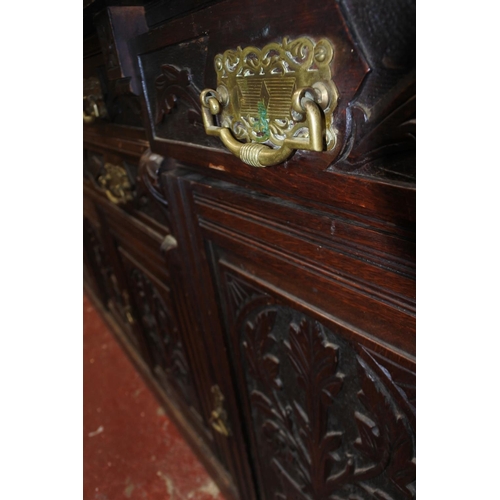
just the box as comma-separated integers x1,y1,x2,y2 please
83,294,225,500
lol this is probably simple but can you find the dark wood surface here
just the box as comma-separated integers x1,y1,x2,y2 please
83,1,415,498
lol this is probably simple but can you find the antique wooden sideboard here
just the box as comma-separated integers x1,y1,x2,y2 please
83,1,415,498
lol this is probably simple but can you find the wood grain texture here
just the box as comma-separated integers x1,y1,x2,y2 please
167,170,415,356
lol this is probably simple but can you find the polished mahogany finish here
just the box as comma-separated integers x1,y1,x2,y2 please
83,1,415,498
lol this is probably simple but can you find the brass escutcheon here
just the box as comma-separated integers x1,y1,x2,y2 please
209,385,231,437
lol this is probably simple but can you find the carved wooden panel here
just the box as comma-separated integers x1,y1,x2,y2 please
83,216,144,351
216,266,416,500
137,35,223,148
119,248,203,418
83,217,121,311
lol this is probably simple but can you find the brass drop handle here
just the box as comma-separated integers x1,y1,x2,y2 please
201,85,330,167
84,77,107,125
199,37,339,168
209,385,231,437
97,163,134,205
83,98,100,124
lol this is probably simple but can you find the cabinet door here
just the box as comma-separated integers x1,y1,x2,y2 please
93,197,228,455
165,169,416,500
118,245,204,422
83,201,139,351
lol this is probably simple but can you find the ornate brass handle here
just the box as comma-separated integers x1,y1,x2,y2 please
200,37,339,167
83,99,100,124
83,77,107,124
209,385,231,437
122,290,135,325
97,163,134,205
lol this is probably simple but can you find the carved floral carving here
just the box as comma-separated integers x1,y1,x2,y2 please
239,303,415,499
129,267,195,404
333,74,415,181
242,306,415,500
154,64,202,126
83,219,128,322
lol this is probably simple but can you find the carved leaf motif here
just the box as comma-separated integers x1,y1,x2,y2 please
239,305,416,499
154,64,201,125
83,219,122,309
388,441,416,498
243,309,282,389
355,356,416,498
321,379,344,406
354,412,382,462
333,74,416,182
250,390,278,421
129,268,195,403
285,319,343,408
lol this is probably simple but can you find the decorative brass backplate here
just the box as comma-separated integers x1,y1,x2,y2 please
97,163,133,205
200,37,339,167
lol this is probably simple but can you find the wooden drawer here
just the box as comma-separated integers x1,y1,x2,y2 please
132,0,415,202
83,142,171,233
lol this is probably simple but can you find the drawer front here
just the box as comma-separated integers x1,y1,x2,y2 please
175,171,415,355
84,149,137,206
133,0,415,190
83,146,171,232
164,168,415,500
